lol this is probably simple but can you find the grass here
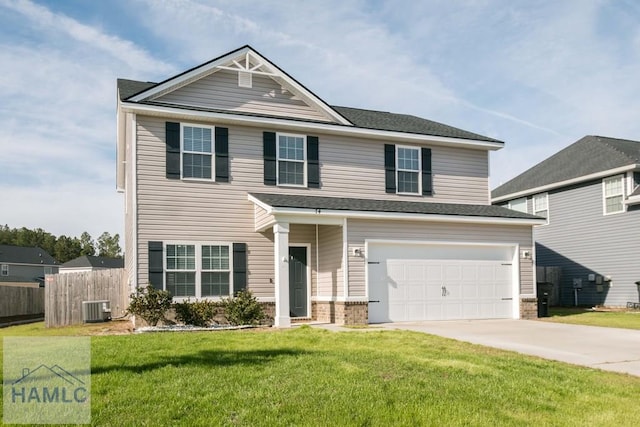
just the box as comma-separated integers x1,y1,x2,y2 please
541,307,640,330
1,322,639,426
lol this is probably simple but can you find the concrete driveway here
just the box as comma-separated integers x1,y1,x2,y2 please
376,319,640,377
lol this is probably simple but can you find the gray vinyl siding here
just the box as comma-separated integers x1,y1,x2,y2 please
157,70,333,123
347,219,534,298
534,179,640,306
317,225,344,297
134,115,495,298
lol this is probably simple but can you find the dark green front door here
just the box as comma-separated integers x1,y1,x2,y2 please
289,247,308,317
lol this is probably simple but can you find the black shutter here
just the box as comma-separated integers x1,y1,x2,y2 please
215,127,229,182
421,147,433,196
307,136,319,188
233,243,247,293
263,132,277,186
148,241,164,290
384,144,396,193
166,122,181,179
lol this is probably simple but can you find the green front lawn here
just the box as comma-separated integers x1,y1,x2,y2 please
542,307,640,330
1,322,639,426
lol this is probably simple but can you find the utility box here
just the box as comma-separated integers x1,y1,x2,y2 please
82,300,111,323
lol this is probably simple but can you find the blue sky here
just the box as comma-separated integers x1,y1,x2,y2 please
1,0,639,239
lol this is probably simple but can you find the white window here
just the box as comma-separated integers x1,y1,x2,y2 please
277,134,306,186
182,124,214,180
533,193,549,223
1,264,8,276
396,146,421,194
508,197,527,213
165,243,231,298
603,175,625,215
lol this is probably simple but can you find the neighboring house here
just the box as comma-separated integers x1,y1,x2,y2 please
492,135,640,307
116,45,543,327
59,255,124,274
0,245,59,286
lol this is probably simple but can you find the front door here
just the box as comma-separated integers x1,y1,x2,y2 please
289,247,308,317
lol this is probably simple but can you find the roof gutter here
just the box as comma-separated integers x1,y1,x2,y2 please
120,101,504,150
492,164,640,203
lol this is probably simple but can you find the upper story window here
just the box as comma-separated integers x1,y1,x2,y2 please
1,264,8,276
533,193,549,224
396,146,421,194
277,134,306,186
603,175,625,215
165,243,231,298
508,197,527,213
182,125,213,180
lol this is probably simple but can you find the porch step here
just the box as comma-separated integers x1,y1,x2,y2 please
291,317,313,324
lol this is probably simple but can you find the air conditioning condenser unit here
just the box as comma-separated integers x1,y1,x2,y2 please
82,300,112,323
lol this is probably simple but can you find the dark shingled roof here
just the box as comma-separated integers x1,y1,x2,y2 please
117,79,501,143
61,256,124,269
332,106,501,143
250,193,541,220
0,245,58,265
492,135,640,200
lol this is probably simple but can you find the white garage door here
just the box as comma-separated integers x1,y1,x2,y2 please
368,242,516,323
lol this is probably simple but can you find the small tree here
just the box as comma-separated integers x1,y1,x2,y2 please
220,290,265,326
128,286,172,326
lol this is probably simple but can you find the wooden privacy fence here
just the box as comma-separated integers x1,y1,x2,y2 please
0,286,45,320
45,269,129,327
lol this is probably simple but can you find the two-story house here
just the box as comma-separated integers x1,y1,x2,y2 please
116,45,543,327
0,245,59,286
492,135,640,307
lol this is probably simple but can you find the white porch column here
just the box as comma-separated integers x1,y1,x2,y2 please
273,222,291,328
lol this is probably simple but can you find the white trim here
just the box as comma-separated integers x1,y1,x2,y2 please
289,243,312,319
131,113,138,293
342,218,349,299
127,46,352,126
163,241,233,299
532,193,549,226
266,206,546,226
276,133,307,187
395,144,422,195
120,101,504,151
311,296,369,302
602,174,626,215
180,122,216,181
257,297,276,303
248,193,546,229
492,164,640,203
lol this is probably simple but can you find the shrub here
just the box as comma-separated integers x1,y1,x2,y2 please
174,299,219,327
127,285,172,326
220,290,265,326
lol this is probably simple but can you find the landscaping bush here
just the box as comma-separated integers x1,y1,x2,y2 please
173,299,219,327
220,290,265,326
127,285,172,326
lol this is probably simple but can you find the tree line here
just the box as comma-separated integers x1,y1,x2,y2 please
0,225,122,264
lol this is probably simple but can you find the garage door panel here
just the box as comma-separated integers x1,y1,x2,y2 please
368,243,515,323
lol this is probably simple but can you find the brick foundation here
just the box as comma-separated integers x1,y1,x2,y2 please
311,301,368,325
335,301,368,325
520,298,538,319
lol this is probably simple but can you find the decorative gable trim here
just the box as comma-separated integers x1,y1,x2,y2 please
127,45,352,126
